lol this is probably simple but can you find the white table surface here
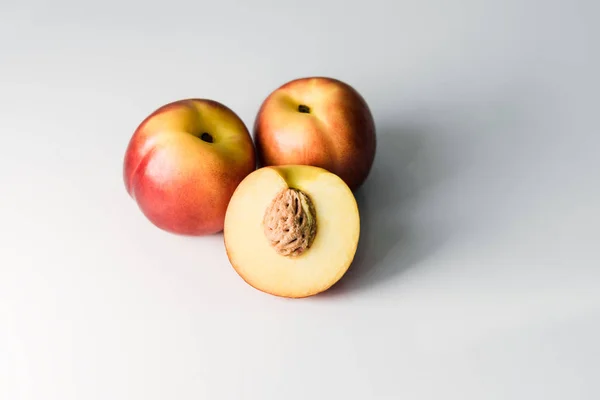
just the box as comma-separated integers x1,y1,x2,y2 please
1,0,599,399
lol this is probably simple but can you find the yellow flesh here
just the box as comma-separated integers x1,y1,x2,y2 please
224,165,360,298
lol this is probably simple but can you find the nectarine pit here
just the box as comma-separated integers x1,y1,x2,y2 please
297,104,311,114
200,132,214,143
262,188,317,257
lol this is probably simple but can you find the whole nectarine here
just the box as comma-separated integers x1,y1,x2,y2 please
253,77,376,191
123,98,256,235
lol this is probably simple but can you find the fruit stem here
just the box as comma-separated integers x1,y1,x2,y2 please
297,104,311,114
200,132,214,143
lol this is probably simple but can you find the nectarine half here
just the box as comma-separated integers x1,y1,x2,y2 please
223,165,360,298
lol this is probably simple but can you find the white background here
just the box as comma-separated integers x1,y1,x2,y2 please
1,0,599,399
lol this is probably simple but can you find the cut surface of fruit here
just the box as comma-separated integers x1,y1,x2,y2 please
224,165,360,298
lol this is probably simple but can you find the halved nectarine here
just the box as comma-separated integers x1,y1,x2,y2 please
223,165,360,298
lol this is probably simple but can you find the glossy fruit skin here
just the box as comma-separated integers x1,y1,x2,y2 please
253,76,376,191
123,98,256,235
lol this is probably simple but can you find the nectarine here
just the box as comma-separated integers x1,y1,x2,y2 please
253,77,376,191
123,99,256,235
224,165,360,298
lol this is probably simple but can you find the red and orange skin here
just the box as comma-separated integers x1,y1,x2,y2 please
253,77,376,191
124,99,256,235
